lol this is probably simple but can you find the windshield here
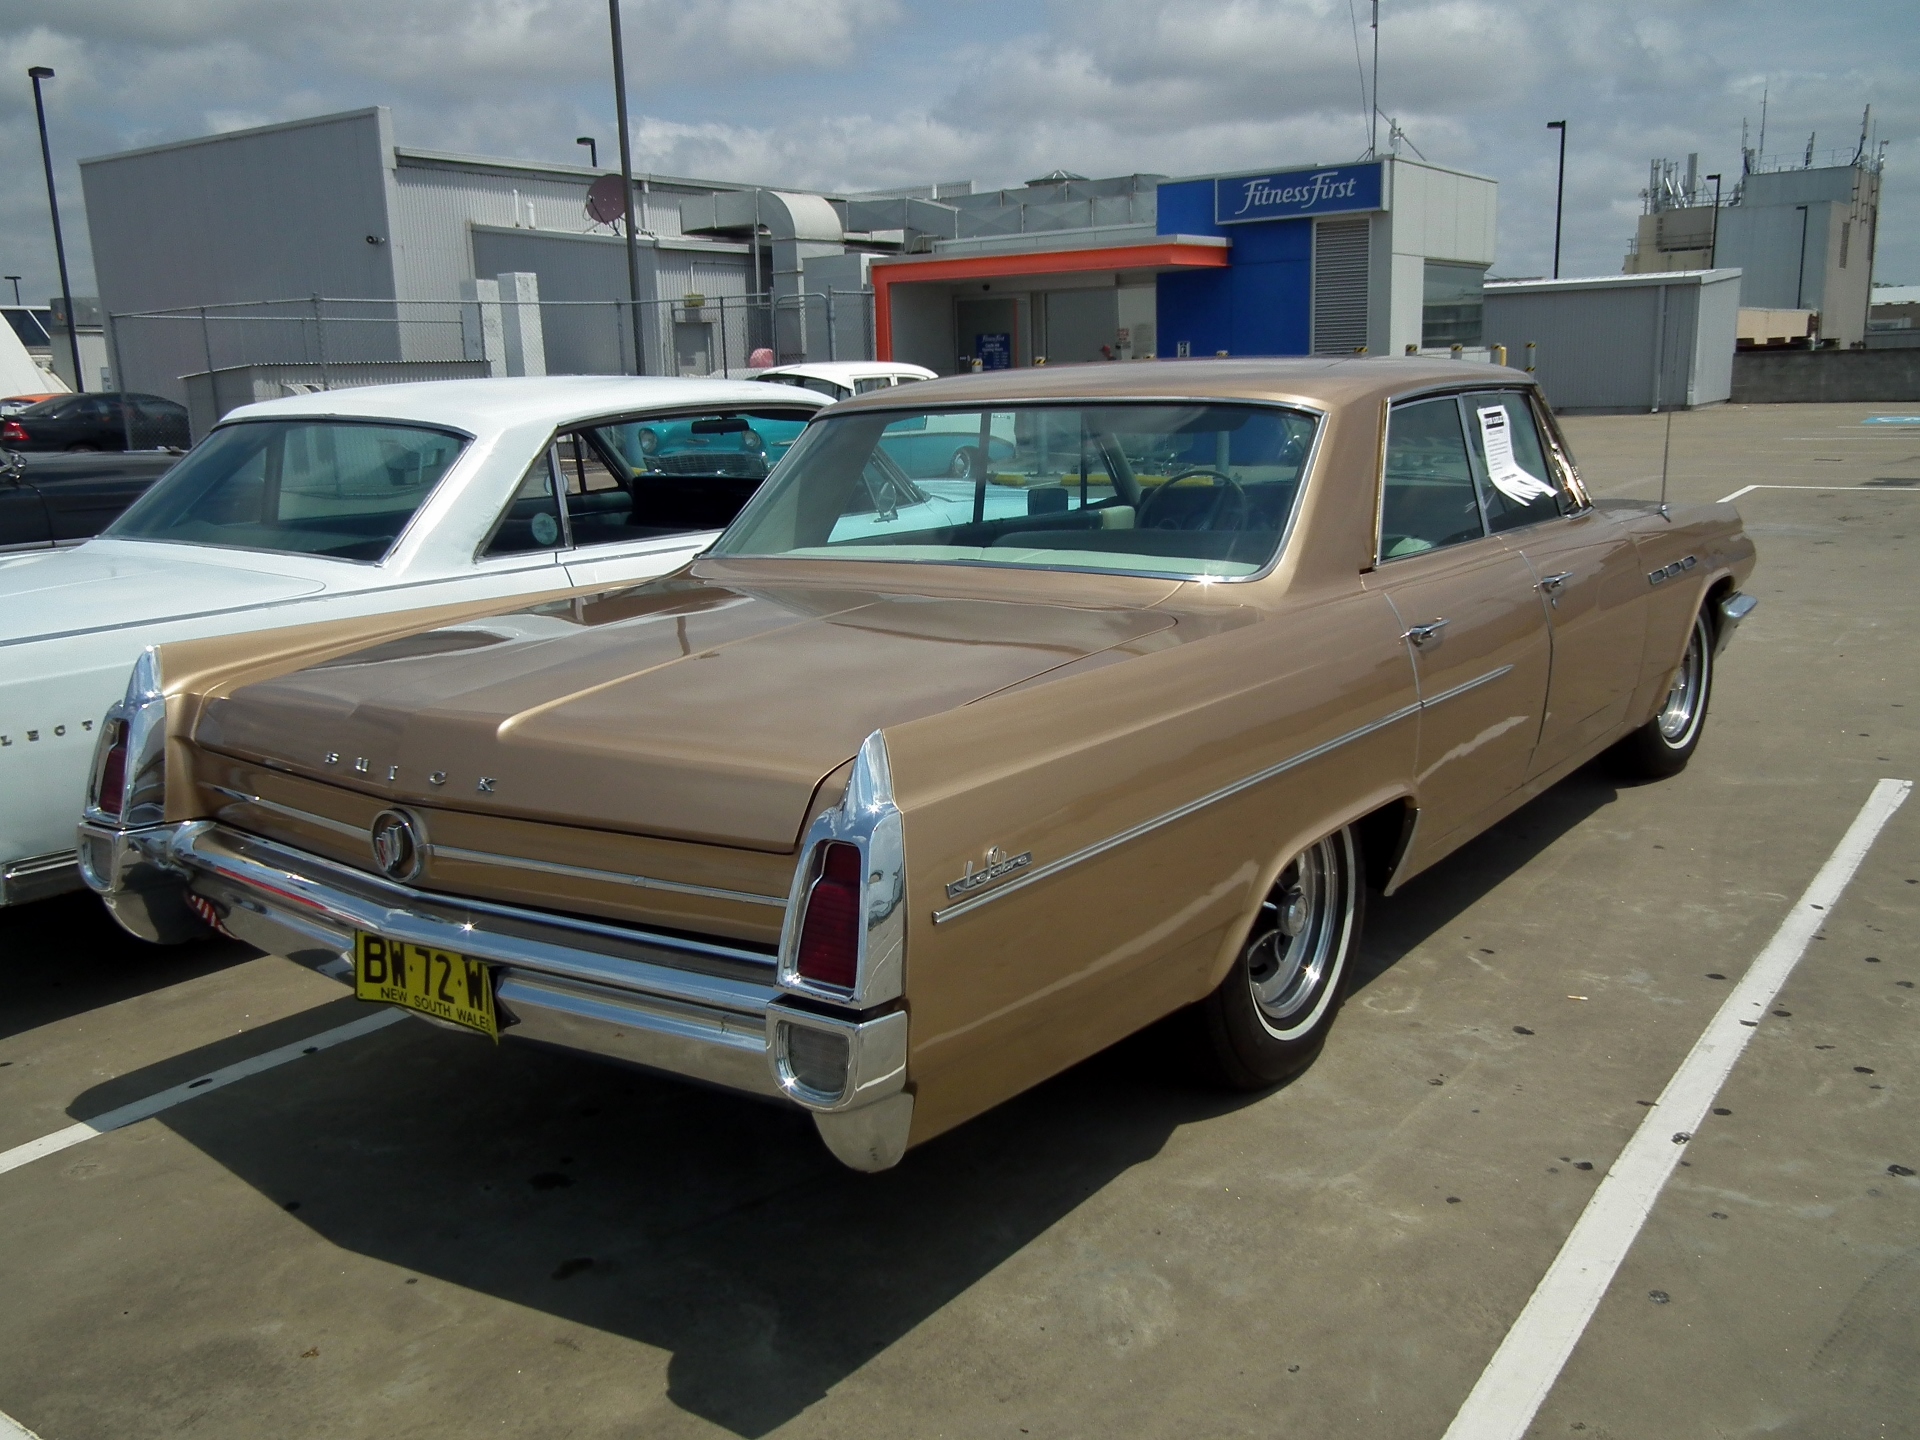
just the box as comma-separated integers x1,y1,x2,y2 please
105,420,467,561
710,402,1318,579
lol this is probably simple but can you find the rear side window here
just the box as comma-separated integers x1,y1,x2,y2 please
1380,397,1485,559
482,410,815,555
106,421,466,562
1463,391,1566,532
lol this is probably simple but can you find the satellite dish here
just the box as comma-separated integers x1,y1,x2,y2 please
586,174,628,226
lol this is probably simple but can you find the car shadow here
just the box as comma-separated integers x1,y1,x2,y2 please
71,1014,1251,1437
63,766,1622,1436
0,890,258,1043
1347,764,1621,996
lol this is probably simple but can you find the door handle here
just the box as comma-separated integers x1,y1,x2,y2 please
1403,620,1449,648
1537,571,1573,593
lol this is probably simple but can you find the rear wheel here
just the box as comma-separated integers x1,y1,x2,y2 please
1608,608,1713,779
1189,825,1364,1088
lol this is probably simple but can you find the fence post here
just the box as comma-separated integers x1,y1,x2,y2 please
718,294,729,378
313,294,331,391
826,289,838,363
107,312,133,448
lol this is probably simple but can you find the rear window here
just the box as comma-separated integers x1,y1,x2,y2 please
105,420,466,562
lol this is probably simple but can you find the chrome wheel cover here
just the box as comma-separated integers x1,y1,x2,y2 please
1656,615,1710,747
1244,829,1359,1041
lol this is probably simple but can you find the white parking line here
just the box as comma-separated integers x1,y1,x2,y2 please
0,1407,44,1439
1718,482,1920,502
1441,777,1912,1440
0,1009,406,1178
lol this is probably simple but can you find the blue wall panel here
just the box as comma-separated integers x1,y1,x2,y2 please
1156,178,1314,359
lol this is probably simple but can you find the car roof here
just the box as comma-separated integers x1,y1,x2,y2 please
754,362,938,383
218,375,829,435
829,356,1540,414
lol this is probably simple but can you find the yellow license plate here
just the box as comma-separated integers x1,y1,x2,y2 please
354,933,498,1040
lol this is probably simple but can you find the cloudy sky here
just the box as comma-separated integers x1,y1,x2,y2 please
3,0,1915,309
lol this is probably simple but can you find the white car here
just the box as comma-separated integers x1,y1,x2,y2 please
747,361,936,402
0,375,826,904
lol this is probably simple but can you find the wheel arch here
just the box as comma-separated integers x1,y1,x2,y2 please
1197,786,1411,995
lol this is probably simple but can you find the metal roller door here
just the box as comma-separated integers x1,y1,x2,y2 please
1312,217,1371,355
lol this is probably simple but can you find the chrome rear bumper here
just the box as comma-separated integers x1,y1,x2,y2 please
77,820,912,1170
2,849,83,906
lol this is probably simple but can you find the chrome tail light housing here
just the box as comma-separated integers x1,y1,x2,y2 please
776,730,906,1010
85,647,169,828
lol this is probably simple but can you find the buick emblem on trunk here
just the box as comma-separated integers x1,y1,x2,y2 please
369,808,425,882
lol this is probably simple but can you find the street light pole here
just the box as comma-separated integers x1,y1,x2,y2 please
1547,120,1567,279
1706,173,1722,267
606,1,646,375
29,66,84,393
576,136,597,169
1794,204,1810,311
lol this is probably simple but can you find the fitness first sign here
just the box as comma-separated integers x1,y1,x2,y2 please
1213,162,1383,225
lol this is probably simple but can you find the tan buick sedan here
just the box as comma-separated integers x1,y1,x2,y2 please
79,359,1756,1171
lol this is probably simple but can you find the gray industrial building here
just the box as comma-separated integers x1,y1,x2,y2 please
1624,150,1881,346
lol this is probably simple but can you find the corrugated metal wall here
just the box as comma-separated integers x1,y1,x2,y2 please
1484,276,1737,412
1312,218,1371,354
81,109,401,400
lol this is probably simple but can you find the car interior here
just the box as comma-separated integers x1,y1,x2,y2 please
719,403,1318,578
484,408,815,557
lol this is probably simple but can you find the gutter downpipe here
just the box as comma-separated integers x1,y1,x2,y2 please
608,0,646,375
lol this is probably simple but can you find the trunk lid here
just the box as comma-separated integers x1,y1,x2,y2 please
195,578,1176,850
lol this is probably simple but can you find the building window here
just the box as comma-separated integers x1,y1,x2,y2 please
1839,221,1851,269
1423,261,1487,348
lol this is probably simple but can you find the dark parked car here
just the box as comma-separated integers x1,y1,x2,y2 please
0,392,190,452
0,449,181,552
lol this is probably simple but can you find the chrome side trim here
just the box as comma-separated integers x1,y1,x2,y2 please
206,785,787,910
208,785,368,841
1419,664,1514,710
433,844,788,910
930,663,1516,925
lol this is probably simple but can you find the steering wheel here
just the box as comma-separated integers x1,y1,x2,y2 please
1135,468,1248,531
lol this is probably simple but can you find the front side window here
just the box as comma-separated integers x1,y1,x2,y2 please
106,420,466,561
1380,396,1485,559
711,402,1317,580
1462,390,1568,532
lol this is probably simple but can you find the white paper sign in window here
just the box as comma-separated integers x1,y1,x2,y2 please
1475,405,1557,504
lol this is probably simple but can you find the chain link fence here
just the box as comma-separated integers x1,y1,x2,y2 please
108,289,879,437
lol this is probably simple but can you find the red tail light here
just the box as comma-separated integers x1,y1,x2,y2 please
796,841,863,989
94,721,129,818
1,420,26,444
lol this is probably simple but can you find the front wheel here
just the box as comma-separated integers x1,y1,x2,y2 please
1608,608,1714,779
1188,825,1365,1089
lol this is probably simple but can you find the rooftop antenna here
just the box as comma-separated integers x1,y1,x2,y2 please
1853,105,1870,164
1757,85,1769,163
1370,1,1380,159
1658,408,1674,519
1804,132,1816,168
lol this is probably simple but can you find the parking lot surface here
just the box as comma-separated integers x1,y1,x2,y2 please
1,402,1915,1440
